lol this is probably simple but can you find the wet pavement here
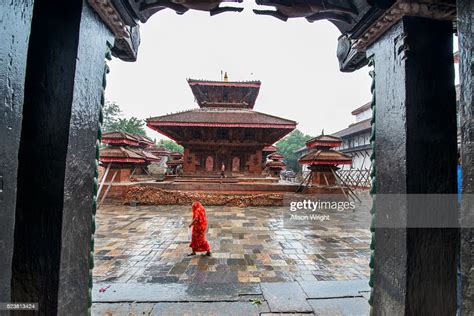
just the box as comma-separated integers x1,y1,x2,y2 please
92,192,371,315
93,194,371,285
92,280,371,315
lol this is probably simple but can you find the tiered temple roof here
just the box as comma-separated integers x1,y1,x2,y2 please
145,145,171,157
100,146,146,163
146,78,296,146
305,134,343,149
100,131,159,165
266,151,286,171
187,79,261,109
146,77,296,176
299,134,351,166
166,152,184,167
263,145,278,153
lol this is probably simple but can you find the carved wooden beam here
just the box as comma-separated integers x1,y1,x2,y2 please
87,0,130,38
353,0,456,50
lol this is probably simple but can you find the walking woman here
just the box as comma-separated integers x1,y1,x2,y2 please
188,201,211,256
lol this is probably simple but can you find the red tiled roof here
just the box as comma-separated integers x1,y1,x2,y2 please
102,131,140,146
146,145,171,156
188,79,261,109
306,134,342,148
267,152,284,160
134,134,154,147
102,131,154,147
170,152,183,160
299,149,352,166
167,159,184,166
132,148,160,162
266,160,286,168
147,108,296,128
99,146,146,163
263,145,278,152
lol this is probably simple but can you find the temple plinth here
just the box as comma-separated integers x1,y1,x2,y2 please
147,78,296,176
299,134,352,190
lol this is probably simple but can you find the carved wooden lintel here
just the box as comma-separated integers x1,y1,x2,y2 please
353,0,456,50
87,0,130,38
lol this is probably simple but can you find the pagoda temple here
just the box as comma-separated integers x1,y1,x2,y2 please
298,134,352,192
265,152,286,177
147,78,296,176
99,131,159,182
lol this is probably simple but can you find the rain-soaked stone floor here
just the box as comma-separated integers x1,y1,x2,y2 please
93,192,371,285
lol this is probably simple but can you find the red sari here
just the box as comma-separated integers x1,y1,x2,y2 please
190,201,211,252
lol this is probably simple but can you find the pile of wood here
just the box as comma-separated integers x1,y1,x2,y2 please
124,186,283,207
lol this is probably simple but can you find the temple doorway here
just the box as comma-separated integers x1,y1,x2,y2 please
232,156,240,172
205,156,214,172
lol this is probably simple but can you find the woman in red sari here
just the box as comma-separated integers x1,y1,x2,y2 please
188,201,211,256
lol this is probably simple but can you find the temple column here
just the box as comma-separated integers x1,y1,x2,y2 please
11,0,113,314
0,1,35,303
367,17,457,314
458,0,474,313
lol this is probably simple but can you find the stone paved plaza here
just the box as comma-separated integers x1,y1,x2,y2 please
93,193,371,285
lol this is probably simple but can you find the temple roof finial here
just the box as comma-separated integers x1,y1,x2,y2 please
322,129,324,135
224,72,228,82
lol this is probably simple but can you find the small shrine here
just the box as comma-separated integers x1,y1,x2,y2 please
298,134,352,193
265,152,286,177
166,152,184,175
99,131,159,182
145,145,172,165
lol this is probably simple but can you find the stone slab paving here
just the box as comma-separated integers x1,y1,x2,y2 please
92,280,370,315
308,297,369,315
93,193,371,285
93,282,262,302
260,282,313,313
299,279,370,299
92,302,270,316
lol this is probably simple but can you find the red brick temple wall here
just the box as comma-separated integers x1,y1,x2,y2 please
103,168,131,183
183,148,196,173
310,170,336,186
182,148,264,176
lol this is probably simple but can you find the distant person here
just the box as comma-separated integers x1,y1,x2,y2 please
176,164,183,176
220,162,226,178
188,201,211,257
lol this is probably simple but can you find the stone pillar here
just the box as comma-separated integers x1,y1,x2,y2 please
458,0,474,313
367,17,457,314
11,0,113,314
0,0,35,303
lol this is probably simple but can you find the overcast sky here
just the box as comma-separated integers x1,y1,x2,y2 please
105,2,374,141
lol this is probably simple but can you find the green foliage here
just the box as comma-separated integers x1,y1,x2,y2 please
103,100,147,136
276,129,313,172
102,101,121,131
157,139,184,153
108,117,147,136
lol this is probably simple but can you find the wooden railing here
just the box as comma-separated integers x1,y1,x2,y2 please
336,169,371,188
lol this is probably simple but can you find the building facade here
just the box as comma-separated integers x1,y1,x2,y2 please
332,102,372,172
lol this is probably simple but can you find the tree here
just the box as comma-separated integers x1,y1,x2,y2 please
108,117,147,136
157,139,184,153
102,101,121,131
102,101,147,136
276,129,313,172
